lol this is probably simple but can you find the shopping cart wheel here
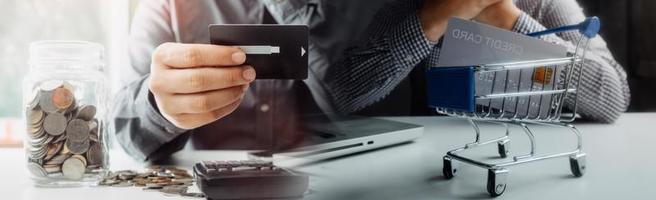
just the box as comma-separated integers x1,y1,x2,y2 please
569,153,586,177
487,168,509,197
443,156,457,179
497,140,510,158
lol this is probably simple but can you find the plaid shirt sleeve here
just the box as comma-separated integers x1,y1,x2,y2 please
324,0,436,114
513,0,630,123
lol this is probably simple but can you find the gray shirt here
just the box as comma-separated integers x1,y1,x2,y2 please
112,0,630,161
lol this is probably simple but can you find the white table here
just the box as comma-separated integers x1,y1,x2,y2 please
2,113,655,200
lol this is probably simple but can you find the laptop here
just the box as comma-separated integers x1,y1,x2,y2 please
250,114,423,166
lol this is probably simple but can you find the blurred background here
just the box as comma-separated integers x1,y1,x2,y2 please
0,0,654,147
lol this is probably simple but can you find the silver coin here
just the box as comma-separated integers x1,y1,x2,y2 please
38,90,59,114
75,105,96,121
43,113,67,136
161,185,188,195
39,80,64,91
64,98,77,114
71,155,88,166
44,153,71,166
66,139,90,155
26,109,45,125
145,183,165,189
115,181,135,187
66,119,90,142
62,157,86,180
29,146,47,161
27,162,48,177
27,124,45,139
86,142,103,166
28,133,49,146
52,134,67,143
44,165,62,174
27,89,41,110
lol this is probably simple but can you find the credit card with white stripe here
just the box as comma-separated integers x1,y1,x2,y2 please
209,25,309,80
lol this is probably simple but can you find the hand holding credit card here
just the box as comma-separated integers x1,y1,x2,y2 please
209,25,309,79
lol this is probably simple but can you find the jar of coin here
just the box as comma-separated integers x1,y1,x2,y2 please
23,41,109,187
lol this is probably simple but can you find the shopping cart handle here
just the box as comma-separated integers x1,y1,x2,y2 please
527,17,600,38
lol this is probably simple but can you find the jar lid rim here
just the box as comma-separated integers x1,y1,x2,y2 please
29,40,105,64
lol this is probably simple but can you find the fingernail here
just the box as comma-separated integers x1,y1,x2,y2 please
242,67,256,81
232,51,246,63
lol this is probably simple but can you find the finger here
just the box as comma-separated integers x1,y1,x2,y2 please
168,98,243,129
153,43,247,68
162,85,248,114
152,65,256,94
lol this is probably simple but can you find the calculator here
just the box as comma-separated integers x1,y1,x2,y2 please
193,160,309,200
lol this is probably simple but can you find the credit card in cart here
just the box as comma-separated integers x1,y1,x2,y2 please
209,25,309,80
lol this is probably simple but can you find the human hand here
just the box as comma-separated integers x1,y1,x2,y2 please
474,0,521,30
149,43,256,129
418,0,503,41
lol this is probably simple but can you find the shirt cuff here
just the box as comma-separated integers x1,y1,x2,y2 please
139,76,189,136
388,13,435,68
127,76,189,160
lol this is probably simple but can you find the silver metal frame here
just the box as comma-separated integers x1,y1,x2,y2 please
438,29,592,196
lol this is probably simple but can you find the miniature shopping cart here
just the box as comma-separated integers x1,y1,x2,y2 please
426,17,600,197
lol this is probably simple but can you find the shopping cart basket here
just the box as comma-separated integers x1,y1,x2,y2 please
426,17,600,197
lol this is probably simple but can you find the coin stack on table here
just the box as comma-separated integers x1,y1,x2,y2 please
99,166,205,198
25,81,105,180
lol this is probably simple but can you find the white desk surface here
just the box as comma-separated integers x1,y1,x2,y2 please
2,113,655,200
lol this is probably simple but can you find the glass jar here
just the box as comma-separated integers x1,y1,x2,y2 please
23,41,109,187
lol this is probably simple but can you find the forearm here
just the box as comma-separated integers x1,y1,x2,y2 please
110,75,190,161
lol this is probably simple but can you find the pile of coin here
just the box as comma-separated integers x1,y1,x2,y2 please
25,80,104,180
98,166,205,198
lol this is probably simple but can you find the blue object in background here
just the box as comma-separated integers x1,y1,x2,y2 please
426,67,476,112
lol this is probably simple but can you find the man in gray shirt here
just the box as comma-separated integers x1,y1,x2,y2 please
113,0,629,161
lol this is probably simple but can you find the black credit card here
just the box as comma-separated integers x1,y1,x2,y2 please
209,24,309,80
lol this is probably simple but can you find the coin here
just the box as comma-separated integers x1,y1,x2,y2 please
161,185,188,194
52,87,74,111
27,162,48,177
88,120,99,137
87,142,103,166
52,134,67,143
66,139,90,155
62,157,86,180
71,155,88,166
66,119,89,142
44,141,64,161
44,153,71,165
27,124,45,139
75,105,96,121
26,109,44,125
29,146,47,161
43,113,67,136
99,167,197,197
38,91,58,114
39,80,64,91
43,165,62,174
27,89,41,110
